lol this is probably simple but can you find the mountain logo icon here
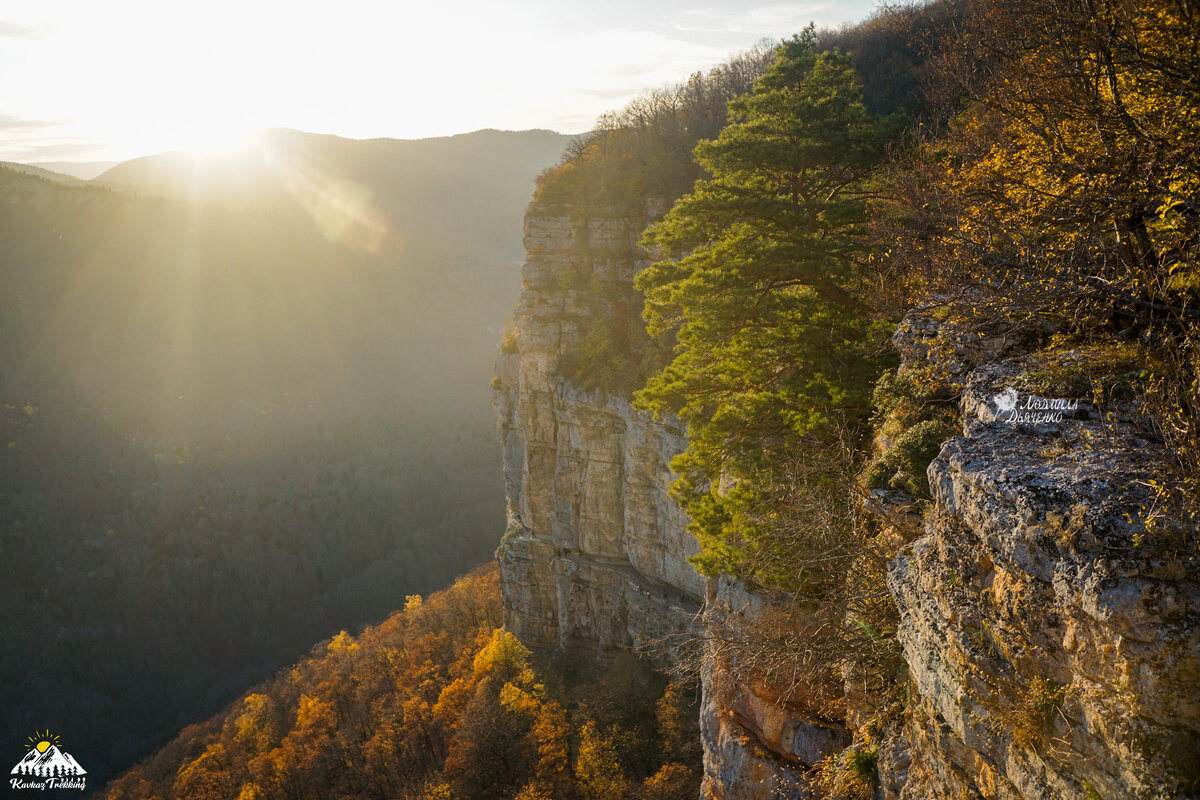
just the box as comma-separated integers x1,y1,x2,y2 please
10,730,86,782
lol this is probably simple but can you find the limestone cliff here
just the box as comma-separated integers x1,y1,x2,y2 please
495,202,836,796
495,205,1200,798
493,208,703,664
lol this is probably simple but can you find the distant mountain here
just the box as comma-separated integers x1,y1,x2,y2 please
0,127,572,789
93,128,574,260
0,161,84,185
28,159,120,180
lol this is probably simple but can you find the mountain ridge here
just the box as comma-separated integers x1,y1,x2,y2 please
0,125,572,789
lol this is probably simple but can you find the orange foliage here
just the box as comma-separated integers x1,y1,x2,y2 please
100,563,699,800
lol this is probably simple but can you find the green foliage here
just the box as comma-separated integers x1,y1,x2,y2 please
635,29,904,578
537,47,779,393
1015,340,1154,399
846,748,879,783
495,522,525,565
101,566,701,800
864,363,960,499
558,301,662,394
864,418,957,498
542,12,954,394
817,746,878,800
871,366,959,436
1012,676,1067,750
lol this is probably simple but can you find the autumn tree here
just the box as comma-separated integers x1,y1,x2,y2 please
879,0,1200,534
887,0,1200,328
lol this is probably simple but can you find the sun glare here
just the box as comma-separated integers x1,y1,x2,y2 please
168,125,263,158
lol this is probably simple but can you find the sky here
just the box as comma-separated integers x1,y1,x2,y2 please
0,0,882,164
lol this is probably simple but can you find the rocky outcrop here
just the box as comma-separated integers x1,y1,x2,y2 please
494,208,703,665
495,204,828,793
883,339,1200,799
700,577,851,800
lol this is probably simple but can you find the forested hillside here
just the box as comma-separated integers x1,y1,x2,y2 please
0,128,571,787
100,566,702,800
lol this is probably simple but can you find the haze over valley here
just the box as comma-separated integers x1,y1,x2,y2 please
0,128,571,784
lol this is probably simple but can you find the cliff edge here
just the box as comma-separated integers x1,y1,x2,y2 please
495,201,1200,797
493,208,702,665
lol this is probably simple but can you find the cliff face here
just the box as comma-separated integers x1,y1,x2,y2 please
494,209,703,664
495,204,835,796
496,205,1200,798
699,577,854,800
880,319,1200,799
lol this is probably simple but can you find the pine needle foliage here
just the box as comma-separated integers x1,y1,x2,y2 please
634,29,905,580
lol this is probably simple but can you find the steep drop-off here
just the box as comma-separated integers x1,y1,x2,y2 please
874,316,1200,799
0,126,572,787
493,201,864,798
494,209,702,663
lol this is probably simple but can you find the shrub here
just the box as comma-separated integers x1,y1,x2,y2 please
1015,340,1153,399
817,746,878,800
499,322,520,354
1012,676,1066,749
864,417,957,498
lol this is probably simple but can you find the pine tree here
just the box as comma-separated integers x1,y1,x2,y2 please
635,28,903,580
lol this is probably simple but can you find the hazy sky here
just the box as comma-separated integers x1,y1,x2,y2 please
0,0,882,163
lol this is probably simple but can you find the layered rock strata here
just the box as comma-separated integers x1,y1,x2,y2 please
494,204,868,796
882,327,1200,799
700,577,853,800
494,208,703,664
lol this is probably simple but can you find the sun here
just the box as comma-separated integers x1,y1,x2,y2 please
26,730,59,752
121,122,263,162
175,125,263,158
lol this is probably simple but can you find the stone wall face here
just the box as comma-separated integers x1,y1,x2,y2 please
494,208,703,665
884,345,1200,800
699,577,852,800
